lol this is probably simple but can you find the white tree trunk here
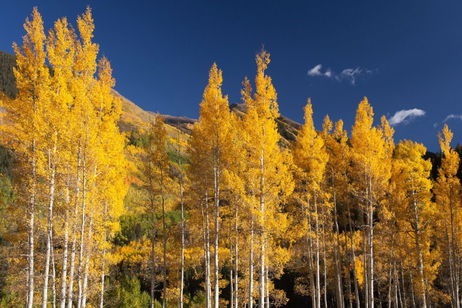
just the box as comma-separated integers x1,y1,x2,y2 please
27,140,37,308
314,195,321,308
43,145,57,308
67,145,81,308
265,264,269,308
213,165,220,308
60,209,69,308
307,205,316,308
99,257,105,308
368,177,375,308
202,191,212,308
259,152,265,308
81,218,93,308
77,146,87,308
322,203,328,308
412,190,427,308
52,241,57,308
333,192,344,308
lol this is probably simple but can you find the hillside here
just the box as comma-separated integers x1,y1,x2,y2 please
0,51,300,144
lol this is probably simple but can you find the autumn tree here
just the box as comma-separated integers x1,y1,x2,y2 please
434,124,462,307
350,98,393,308
188,63,233,308
240,50,294,307
391,140,437,307
291,100,328,308
0,7,50,307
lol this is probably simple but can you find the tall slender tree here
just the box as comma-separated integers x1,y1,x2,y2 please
350,98,393,308
241,50,294,307
1,7,50,308
434,124,462,308
292,100,328,308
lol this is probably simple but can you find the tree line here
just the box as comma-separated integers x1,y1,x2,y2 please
1,7,462,308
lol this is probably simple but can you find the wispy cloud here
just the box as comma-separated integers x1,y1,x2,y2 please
307,64,332,77
443,114,462,123
307,64,375,85
389,108,426,126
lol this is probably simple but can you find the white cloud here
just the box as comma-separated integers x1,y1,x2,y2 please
307,64,374,85
337,67,363,85
307,64,322,76
389,108,426,126
443,114,462,122
307,64,332,77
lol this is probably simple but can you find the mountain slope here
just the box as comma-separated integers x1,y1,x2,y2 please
0,51,300,144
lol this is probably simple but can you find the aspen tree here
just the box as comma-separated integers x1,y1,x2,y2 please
188,121,213,308
188,63,232,307
42,16,78,308
434,124,462,308
171,128,188,308
241,50,294,307
225,111,248,308
73,9,99,308
0,8,50,307
292,100,328,308
392,140,436,308
1,7,126,307
46,16,77,308
91,57,127,308
140,115,171,308
321,116,349,308
350,98,392,308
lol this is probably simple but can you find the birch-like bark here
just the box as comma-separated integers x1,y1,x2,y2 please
60,209,69,308
411,189,427,308
307,205,316,308
213,164,220,308
99,204,108,308
347,200,360,308
333,191,344,308
322,203,328,308
26,120,37,308
368,177,375,308
60,181,71,308
364,227,369,308
43,144,57,308
77,139,88,308
67,143,81,308
99,255,105,308
230,234,234,308
259,151,265,308
265,264,269,308
314,194,321,308
202,191,212,308
52,240,57,308
81,218,93,308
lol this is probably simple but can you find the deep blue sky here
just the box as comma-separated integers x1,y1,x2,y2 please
1,0,462,150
